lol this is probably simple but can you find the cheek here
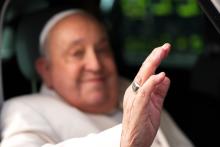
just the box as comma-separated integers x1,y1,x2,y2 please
50,64,82,93
50,65,84,107
103,58,118,93
103,58,117,74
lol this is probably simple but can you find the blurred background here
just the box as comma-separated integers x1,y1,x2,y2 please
1,0,220,146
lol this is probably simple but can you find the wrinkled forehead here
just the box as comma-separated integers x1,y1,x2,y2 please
53,12,105,33
48,13,108,46
39,9,105,55
39,10,79,53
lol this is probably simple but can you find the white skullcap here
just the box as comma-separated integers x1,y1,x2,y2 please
39,9,83,56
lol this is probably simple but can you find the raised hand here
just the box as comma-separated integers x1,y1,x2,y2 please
121,43,171,147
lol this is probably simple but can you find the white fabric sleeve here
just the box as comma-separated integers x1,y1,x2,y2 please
1,100,59,147
160,110,194,147
43,124,122,147
1,99,122,147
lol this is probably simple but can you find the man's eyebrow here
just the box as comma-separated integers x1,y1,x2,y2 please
67,39,84,49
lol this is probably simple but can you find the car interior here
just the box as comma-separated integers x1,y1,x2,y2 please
0,0,220,146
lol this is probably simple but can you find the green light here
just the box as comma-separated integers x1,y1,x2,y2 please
151,0,172,16
125,37,147,52
121,0,148,19
177,0,200,18
175,36,188,51
190,34,204,54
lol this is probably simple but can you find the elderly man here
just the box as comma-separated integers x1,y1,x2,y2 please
1,10,193,147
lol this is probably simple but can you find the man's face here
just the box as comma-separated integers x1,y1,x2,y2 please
44,14,118,113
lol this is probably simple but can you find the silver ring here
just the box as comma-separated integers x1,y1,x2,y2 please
132,81,140,92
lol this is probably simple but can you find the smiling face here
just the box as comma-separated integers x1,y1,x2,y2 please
37,13,119,113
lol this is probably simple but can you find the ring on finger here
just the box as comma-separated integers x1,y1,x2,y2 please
132,81,140,92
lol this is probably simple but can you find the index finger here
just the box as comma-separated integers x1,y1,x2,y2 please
134,43,171,86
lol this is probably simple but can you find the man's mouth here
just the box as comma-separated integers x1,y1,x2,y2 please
82,76,106,84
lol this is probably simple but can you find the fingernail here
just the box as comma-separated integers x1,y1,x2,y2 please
156,72,166,82
162,43,171,50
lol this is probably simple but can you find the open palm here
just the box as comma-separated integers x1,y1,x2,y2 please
121,43,171,147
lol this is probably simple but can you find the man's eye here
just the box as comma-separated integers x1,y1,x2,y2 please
72,50,84,58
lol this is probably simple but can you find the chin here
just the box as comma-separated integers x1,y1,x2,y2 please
87,94,108,106
84,97,115,113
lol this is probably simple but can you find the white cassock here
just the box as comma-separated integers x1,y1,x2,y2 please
0,78,194,147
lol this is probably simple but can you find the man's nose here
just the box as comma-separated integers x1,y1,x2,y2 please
85,50,102,71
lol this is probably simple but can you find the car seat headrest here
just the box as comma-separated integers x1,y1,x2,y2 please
15,9,60,90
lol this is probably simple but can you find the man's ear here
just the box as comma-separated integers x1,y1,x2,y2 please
35,57,52,88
